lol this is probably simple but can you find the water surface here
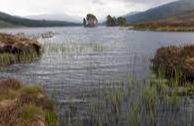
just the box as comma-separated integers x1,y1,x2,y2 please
0,27,194,126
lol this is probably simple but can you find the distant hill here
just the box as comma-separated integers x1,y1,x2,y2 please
27,13,82,23
126,0,194,24
0,11,81,27
124,12,140,17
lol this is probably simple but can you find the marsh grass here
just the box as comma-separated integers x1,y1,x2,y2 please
45,111,58,126
0,33,42,67
0,50,40,67
53,72,191,126
44,42,105,55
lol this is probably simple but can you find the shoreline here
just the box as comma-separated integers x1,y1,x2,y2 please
129,23,194,32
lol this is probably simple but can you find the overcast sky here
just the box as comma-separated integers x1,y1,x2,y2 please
0,0,178,19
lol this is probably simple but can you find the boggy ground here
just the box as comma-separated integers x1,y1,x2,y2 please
0,33,41,67
0,78,58,126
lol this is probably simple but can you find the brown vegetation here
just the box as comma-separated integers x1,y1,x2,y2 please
0,33,41,54
132,22,194,32
0,33,41,67
0,78,58,126
152,44,194,80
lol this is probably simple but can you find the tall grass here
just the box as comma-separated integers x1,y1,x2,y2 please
0,50,40,67
51,69,193,126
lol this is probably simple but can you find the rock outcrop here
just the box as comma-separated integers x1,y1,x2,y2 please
83,14,98,27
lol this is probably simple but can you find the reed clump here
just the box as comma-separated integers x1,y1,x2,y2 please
152,44,194,81
0,33,41,67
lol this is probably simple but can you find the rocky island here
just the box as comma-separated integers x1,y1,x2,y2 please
83,14,98,27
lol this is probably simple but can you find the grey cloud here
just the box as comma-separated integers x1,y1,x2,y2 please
0,0,179,19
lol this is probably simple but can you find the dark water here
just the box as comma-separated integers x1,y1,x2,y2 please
1,27,194,126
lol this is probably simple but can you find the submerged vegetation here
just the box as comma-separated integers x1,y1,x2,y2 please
55,75,191,126
0,78,58,126
52,43,194,126
0,33,41,66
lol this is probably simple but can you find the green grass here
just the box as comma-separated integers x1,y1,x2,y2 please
20,85,44,95
55,66,194,126
44,42,105,54
21,104,43,122
0,51,40,67
45,111,58,126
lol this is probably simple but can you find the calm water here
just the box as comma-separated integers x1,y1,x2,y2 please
1,27,194,126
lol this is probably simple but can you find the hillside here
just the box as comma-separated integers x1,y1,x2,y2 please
0,11,80,27
126,0,194,24
27,13,82,23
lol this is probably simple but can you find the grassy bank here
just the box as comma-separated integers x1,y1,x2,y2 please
0,78,58,126
0,33,41,67
131,23,194,32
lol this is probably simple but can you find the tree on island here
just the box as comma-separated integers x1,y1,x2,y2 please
106,15,127,26
83,14,98,27
117,17,127,26
106,15,117,26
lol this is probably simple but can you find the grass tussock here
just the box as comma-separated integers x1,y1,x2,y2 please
0,78,58,126
152,44,194,81
151,44,194,99
0,33,41,67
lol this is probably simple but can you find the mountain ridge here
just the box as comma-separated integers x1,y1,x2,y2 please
0,11,81,27
26,13,82,23
126,0,194,24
